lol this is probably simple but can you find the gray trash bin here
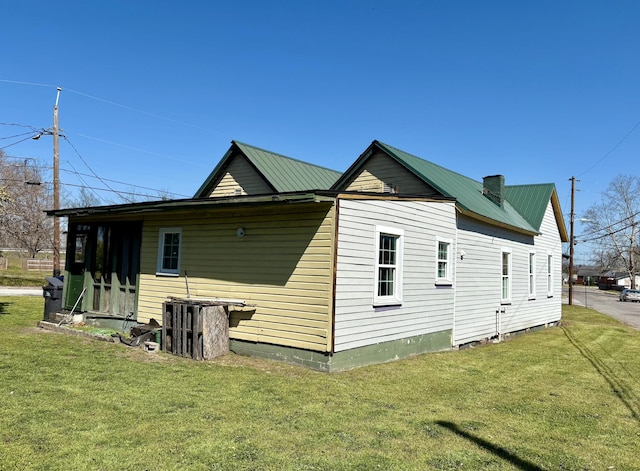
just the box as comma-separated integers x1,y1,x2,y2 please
43,277,64,321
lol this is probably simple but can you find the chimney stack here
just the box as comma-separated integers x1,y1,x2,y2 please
483,175,505,207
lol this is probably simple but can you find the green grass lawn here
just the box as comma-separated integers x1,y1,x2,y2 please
1,298,639,470
0,267,50,287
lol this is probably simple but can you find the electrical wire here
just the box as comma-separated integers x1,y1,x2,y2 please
61,135,125,199
62,160,102,201
0,122,41,131
577,210,640,243
65,88,214,134
60,165,189,197
1,80,224,136
61,181,162,199
3,155,189,199
0,131,39,141
1,177,160,199
0,135,40,150
0,79,55,88
76,132,206,166
578,117,640,178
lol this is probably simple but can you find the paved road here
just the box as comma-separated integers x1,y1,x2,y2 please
0,287,42,297
569,286,640,329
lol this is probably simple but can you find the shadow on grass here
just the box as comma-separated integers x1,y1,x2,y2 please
435,421,543,471
563,326,640,423
0,301,11,315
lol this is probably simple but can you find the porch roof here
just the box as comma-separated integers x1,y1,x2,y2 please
47,191,340,218
47,191,454,218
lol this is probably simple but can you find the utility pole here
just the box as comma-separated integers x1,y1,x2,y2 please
53,87,62,275
568,176,578,305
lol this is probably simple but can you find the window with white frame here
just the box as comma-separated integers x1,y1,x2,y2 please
501,249,512,303
157,228,182,275
436,238,453,284
374,226,403,305
547,253,554,297
528,251,536,299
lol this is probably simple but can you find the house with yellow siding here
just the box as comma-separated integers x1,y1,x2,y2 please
49,140,568,371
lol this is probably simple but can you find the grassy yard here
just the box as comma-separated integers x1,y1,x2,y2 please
0,252,56,287
1,298,639,470
0,266,51,287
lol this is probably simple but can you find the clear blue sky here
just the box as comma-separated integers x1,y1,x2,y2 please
2,0,639,261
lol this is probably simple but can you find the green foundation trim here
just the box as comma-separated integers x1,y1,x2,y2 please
230,329,452,372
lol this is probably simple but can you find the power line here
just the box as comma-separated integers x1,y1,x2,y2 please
60,165,189,197
0,135,39,150
61,135,125,200
4,155,189,197
0,79,55,89
578,117,640,177
65,88,213,133
1,177,163,200
0,131,39,141
577,210,640,242
0,122,40,131
75,132,206,167
1,79,217,134
61,181,163,199
62,160,102,202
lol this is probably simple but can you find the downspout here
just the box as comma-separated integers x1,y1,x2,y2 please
330,198,340,355
452,212,458,348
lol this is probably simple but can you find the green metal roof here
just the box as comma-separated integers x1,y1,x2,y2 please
194,141,342,197
503,184,554,230
333,140,546,235
505,184,569,240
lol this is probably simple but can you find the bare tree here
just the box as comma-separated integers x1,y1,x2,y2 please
63,186,103,208
583,174,640,289
0,151,53,257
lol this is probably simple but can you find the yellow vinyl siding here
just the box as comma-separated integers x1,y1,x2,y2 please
208,155,272,197
344,152,436,195
136,202,336,352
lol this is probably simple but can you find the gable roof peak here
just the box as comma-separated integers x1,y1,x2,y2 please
194,140,342,198
335,140,541,236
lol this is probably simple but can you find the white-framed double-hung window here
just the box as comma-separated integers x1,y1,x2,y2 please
436,237,453,285
374,226,404,305
157,227,182,276
528,251,536,299
501,248,512,304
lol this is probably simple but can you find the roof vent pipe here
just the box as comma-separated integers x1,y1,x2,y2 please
483,175,505,207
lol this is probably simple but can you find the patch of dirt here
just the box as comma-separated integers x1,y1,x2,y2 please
26,326,57,334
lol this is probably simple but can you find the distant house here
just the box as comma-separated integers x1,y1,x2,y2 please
599,271,640,290
574,266,601,286
49,140,568,371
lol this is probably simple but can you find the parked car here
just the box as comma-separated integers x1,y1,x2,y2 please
619,289,640,302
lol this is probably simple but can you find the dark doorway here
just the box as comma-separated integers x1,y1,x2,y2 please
65,222,142,318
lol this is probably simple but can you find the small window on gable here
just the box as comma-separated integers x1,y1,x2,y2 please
436,238,453,285
501,249,512,304
157,228,182,276
234,187,243,196
374,226,404,306
382,182,398,194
